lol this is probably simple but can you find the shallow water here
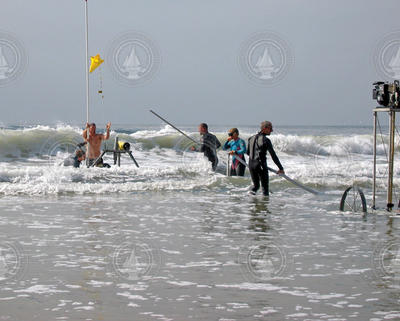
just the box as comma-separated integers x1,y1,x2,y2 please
0,191,399,320
0,125,399,320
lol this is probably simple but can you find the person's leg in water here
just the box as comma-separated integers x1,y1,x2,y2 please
230,159,245,177
249,160,260,194
211,157,218,171
237,162,246,176
259,165,269,196
230,159,238,176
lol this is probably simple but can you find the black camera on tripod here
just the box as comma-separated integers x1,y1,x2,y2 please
373,80,400,108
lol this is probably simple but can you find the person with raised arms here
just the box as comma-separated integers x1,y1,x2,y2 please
82,122,111,167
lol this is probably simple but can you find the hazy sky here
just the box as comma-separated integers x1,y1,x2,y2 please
0,0,399,126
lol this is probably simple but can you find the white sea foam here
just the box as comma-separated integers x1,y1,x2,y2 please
0,124,396,195
167,281,197,287
14,285,69,295
216,283,283,291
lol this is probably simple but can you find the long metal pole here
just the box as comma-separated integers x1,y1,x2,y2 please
372,111,377,209
235,155,322,195
226,154,230,176
85,0,89,123
387,109,395,211
84,0,90,167
150,110,199,145
266,165,323,195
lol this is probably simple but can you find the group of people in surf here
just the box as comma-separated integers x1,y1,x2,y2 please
191,121,285,196
64,120,285,196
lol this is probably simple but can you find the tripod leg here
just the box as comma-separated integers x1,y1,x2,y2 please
128,151,139,168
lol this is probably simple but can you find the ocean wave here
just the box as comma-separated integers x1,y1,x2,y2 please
271,134,387,156
0,125,389,159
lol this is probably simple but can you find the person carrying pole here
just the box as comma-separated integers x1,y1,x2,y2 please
247,121,284,196
191,123,221,171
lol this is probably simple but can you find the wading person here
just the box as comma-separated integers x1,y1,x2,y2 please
223,128,246,176
63,149,86,168
247,121,284,196
82,122,111,167
191,123,221,171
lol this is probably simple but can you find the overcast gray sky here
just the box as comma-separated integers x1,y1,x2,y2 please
0,0,399,126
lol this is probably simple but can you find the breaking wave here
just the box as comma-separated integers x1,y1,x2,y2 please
0,124,389,160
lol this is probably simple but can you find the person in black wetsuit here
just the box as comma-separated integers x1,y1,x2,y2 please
191,123,221,171
247,121,285,196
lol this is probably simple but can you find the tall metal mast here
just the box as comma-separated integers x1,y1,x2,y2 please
84,0,90,166
85,0,89,123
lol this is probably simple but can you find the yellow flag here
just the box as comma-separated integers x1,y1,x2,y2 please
89,54,104,73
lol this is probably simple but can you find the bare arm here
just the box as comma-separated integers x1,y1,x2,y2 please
103,122,111,140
